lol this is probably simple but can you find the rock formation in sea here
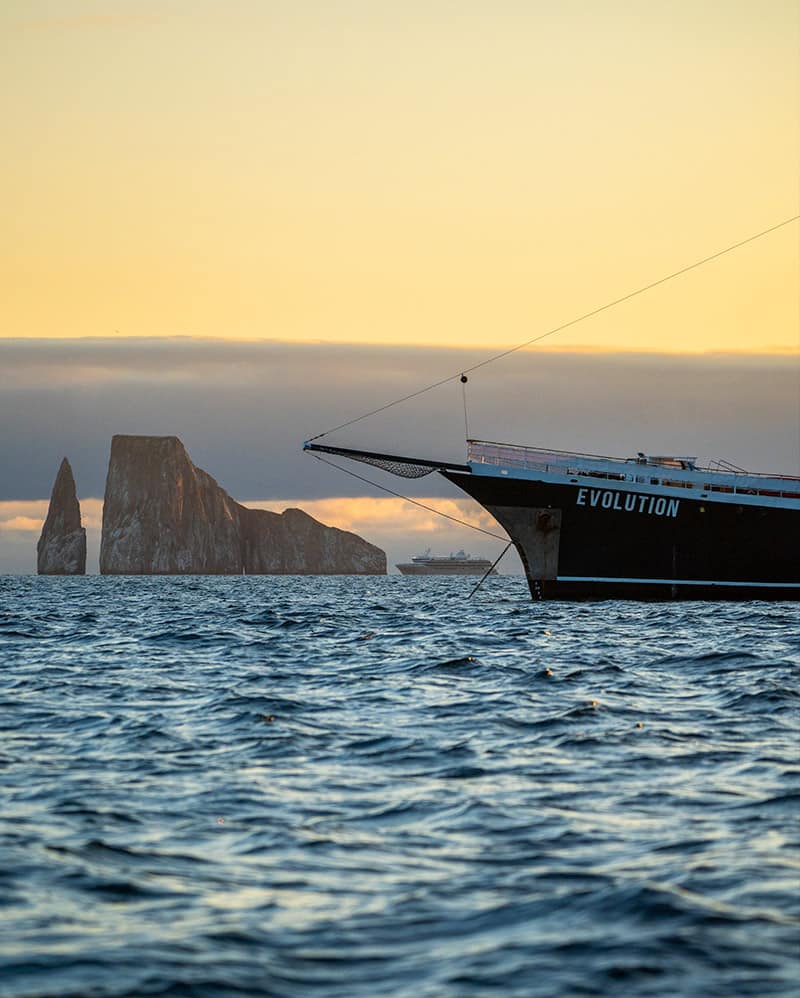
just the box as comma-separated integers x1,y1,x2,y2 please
100,435,386,575
37,458,87,575
100,436,241,574
240,506,386,574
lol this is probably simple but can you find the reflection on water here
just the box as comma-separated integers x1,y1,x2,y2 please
1,575,798,997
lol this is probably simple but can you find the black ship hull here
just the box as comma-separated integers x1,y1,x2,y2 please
444,471,800,601
302,440,800,602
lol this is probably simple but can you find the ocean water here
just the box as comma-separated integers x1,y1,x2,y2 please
1,575,798,998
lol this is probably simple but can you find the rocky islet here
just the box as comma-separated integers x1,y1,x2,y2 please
36,437,386,575
98,435,386,575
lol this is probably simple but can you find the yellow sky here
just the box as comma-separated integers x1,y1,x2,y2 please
2,1,798,352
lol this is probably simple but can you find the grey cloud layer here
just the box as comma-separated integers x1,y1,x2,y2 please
1,338,796,502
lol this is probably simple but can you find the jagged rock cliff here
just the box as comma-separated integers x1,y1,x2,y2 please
241,507,386,574
37,458,86,575
100,435,386,575
100,436,244,574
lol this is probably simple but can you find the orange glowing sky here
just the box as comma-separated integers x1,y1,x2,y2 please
0,496,517,575
2,1,798,353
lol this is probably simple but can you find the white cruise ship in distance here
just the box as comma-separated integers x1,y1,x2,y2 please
396,549,497,576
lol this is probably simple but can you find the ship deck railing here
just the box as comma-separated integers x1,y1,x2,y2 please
468,440,800,501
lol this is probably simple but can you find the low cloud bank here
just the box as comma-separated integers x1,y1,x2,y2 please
1,338,797,505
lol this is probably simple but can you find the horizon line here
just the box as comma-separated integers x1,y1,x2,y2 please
1,334,798,357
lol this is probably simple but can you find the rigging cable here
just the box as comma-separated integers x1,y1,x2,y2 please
467,542,513,599
460,374,470,443
307,213,800,442
311,453,507,540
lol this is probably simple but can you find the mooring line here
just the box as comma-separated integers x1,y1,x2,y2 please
467,541,513,599
311,453,508,540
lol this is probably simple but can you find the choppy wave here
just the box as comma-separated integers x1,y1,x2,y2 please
1,575,798,996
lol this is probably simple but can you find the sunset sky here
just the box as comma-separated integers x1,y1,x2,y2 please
3,0,798,352
2,1,798,571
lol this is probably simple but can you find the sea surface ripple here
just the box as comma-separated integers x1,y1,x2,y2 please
1,575,798,997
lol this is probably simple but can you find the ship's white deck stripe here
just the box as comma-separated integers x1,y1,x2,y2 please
470,463,800,511
557,576,799,588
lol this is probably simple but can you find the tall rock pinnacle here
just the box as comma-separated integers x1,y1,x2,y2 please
37,458,87,575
